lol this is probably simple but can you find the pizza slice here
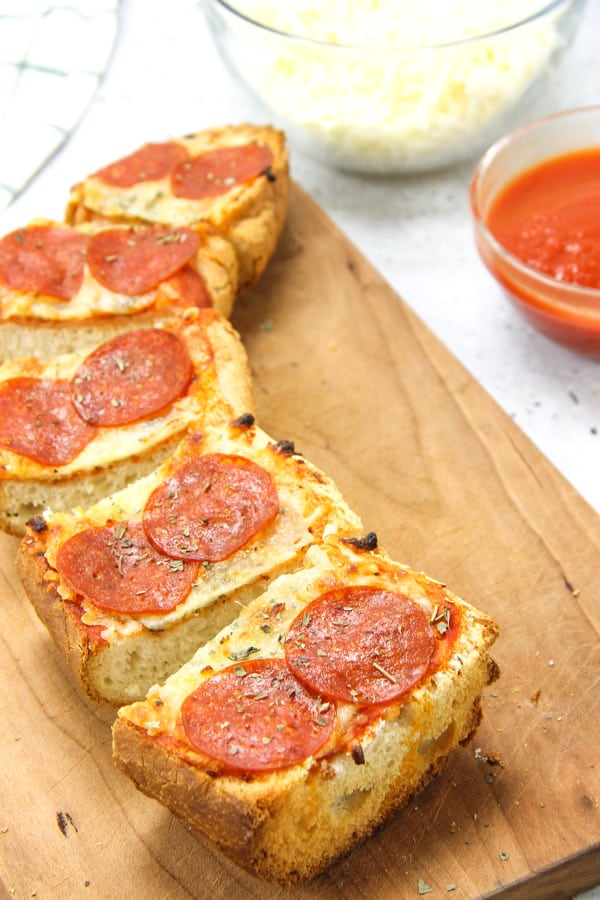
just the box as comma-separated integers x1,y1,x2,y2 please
0,219,239,362
65,124,289,293
0,308,253,534
113,538,499,885
17,417,363,705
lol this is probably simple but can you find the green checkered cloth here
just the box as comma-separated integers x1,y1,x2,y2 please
0,0,119,212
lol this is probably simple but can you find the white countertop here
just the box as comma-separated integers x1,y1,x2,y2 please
1,1,599,892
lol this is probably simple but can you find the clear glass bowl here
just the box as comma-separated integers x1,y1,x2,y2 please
470,105,600,357
203,0,584,174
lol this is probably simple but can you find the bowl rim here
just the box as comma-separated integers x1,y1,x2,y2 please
206,0,577,52
470,103,600,303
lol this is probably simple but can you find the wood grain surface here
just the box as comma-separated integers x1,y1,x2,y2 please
1,184,599,899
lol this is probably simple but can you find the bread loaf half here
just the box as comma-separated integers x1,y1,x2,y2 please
0,308,253,534
17,419,363,705
112,539,499,885
65,123,289,292
0,216,240,363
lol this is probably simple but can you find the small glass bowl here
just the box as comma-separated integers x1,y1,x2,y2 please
470,105,600,357
203,0,584,174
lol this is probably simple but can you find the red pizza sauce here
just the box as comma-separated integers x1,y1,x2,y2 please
487,149,600,289
478,147,600,354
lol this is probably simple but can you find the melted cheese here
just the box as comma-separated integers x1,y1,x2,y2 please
44,425,362,641
82,178,216,229
0,261,157,321
0,220,212,322
78,127,283,229
0,316,228,478
123,542,458,742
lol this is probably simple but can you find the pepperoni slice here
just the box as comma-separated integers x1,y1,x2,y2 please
0,225,86,300
55,522,199,614
142,454,280,562
171,143,274,200
285,586,436,707
181,658,336,773
161,264,212,308
87,226,200,296
71,328,193,426
92,141,188,187
0,377,96,466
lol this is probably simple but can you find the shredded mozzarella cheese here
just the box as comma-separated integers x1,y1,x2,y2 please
218,0,577,171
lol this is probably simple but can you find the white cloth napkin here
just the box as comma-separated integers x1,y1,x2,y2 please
0,0,119,213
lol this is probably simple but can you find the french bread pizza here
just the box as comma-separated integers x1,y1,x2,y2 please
0,308,253,534
0,218,239,362
5,120,501,888
112,538,499,886
17,417,363,705
65,123,289,293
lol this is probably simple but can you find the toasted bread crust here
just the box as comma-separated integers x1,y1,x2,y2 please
113,643,497,885
0,437,181,538
18,530,291,705
112,703,482,884
112,543,499,885
0,309,254,536
16,535,94,691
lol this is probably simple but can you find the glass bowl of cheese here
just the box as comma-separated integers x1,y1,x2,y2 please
203,0,584,174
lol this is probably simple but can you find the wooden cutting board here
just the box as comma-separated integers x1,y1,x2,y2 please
1,184,599,899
